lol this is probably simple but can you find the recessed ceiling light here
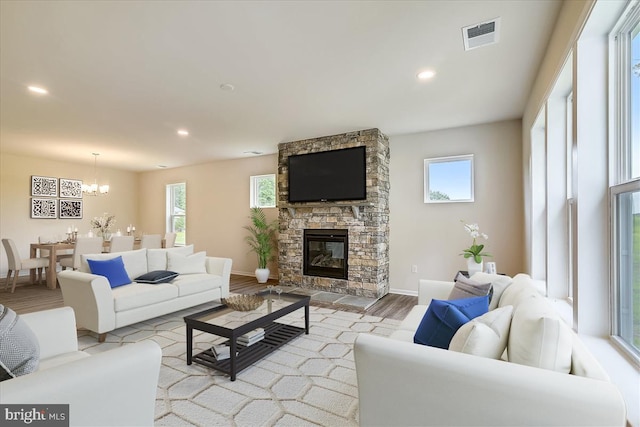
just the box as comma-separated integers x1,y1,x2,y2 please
177,129,189,136
220,83,235,92
416,70,436,80
27,85,48,95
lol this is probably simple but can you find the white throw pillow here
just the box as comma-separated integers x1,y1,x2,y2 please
167,251,206,274
449,305,514,359
470,272,513,310
81,248,148,280
147,245,195,271
507,296,572,373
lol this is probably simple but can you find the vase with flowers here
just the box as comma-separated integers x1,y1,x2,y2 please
460,221,491,275
91,213,116,240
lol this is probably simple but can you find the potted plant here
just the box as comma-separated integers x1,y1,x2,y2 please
459,221,491,275
244,207,278,283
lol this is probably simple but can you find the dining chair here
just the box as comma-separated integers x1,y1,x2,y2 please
140,234,162,249
60,237,104,270
109,235,135,252
163,232,177,248
2,238,49,293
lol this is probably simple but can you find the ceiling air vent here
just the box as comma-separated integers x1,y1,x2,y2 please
462,17,501,51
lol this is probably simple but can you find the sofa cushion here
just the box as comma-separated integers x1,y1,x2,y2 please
171,273,221,297
88,256,131,288
134,270,179,284
413,295,489,349
111,283,179,312
167,251,207,274
508,296,572,373
449,305,514,359
449,273,492,301
81,248,148,281
147,245,195,271
498,274,540,309
0,305,40,381
470,272,513,310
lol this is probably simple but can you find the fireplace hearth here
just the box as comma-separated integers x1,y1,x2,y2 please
304,229,348,280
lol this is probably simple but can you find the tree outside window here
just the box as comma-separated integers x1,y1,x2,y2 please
250,174,276,208
167,183,186,245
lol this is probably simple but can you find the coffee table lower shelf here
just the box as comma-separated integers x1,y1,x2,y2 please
192,322,304,378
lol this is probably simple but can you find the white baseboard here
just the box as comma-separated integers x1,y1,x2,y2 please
231,270,277,280
388,288,418,297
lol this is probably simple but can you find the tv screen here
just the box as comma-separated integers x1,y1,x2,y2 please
288,146,367,203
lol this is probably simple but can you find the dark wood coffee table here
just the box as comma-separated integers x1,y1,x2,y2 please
184,290,310,381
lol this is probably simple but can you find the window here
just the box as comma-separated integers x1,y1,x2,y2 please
166,183,186,246
423,155,474,203
611,3,640,358
250,174,276,208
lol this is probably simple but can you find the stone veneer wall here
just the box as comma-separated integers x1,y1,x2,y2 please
277,129,390,299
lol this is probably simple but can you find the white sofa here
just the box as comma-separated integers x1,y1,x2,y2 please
0,307,162,426
354,273,627,427
57,246,232,341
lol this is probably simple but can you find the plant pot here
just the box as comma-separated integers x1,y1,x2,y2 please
255,268,270,284
466,258,483,276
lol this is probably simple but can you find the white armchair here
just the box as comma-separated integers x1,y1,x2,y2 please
0,307,162,426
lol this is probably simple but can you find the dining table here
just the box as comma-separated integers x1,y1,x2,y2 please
30,238,146,289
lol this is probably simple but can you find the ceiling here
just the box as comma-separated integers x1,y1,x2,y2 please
0,1,562,172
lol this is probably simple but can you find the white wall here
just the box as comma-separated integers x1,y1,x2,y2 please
138,154,279,277
389,119,524,294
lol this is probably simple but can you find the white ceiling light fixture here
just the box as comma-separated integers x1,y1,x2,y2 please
417,70,436,80
27,85,48,95
462,17,501,51
177,129,189,136
82,153,110,196
220,83,235,92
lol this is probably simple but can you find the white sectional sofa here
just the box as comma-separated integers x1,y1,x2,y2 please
0,307,162,426
57,246,232,341
354,273,627,427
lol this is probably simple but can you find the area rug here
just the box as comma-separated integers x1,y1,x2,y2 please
77,303,401,426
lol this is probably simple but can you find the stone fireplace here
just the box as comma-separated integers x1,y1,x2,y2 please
277,129,390,299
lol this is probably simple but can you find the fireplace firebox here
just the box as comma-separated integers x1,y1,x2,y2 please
303,229,348,280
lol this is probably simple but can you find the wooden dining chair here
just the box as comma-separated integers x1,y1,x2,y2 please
60,237,104,270
140,234,162,249
163,232,177,248
2,238,49,293
109,235,134,252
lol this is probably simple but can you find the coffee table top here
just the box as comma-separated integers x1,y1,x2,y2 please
184,291,309,335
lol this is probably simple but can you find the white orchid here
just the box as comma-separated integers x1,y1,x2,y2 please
460,221,491,263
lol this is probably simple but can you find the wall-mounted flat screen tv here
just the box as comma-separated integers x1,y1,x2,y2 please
288,146,367,203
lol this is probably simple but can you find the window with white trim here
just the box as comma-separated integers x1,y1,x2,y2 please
166,183,186,246
610,2,640,359
250,174,276,208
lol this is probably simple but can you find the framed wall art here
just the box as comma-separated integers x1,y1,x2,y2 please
31,175,58,197
59,178,83,199
59,199,83,219
31,198,58,219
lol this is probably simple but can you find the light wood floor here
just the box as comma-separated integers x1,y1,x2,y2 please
0,274,417,321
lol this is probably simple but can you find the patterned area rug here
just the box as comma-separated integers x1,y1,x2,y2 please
77,302,400,426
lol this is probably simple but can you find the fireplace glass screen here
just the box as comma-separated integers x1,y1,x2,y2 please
303,229,348,280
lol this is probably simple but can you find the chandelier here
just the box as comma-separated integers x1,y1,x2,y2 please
82,153,110,196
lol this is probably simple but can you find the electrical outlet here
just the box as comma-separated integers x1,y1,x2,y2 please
411,265,418,273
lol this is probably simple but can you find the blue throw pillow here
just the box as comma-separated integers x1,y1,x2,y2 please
413,295,489,349
135,270,179,284
87,256,131,288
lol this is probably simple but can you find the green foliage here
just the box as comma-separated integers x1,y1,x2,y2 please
257,177,275,207
429,190,450,200
243,207,277,268
460,243,491,264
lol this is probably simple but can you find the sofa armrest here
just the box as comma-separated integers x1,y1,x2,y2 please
354,334,626,427
57,270,116,334
206,257,232,298
418,279,454,305
0,340,162,427
20,307,78,359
